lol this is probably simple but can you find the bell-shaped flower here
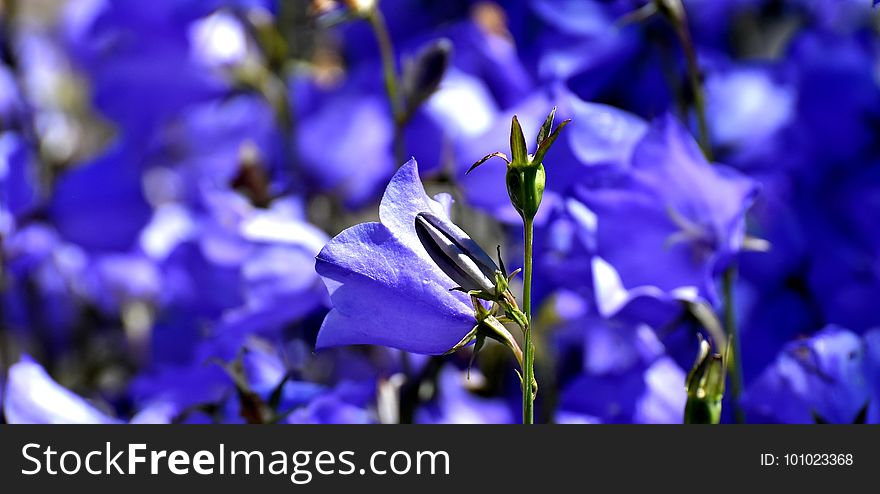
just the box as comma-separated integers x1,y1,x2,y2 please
574,114,759,310
315,159,479,354
552,300,687,424
742,326,872,424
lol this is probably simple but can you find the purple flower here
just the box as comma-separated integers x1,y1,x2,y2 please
296,70,395,207
61,0,229,138
742,326,871,424
530,112,757,327
168,95,287,198
0,67,27,130
130,338,368,424
561,94,648,172
574,114,759,307
704,63,795,154
315,159,476,354
49,144,152,252
0,133,39,235
786,32,879,169
551,293,687,424
2,224,84,349
3,355,120,424
415,366,516,424
285,380,375,424
558,356,687,424
799,165,880,332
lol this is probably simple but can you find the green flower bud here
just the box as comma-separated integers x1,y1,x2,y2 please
684,338,726,424
466,108,569,223
506,162,546,222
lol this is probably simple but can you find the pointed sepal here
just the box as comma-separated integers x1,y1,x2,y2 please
467,152,509,175
509,115,529,165
532,118,571,166
537,107,557,146
444,325,479,355
467,333,487,378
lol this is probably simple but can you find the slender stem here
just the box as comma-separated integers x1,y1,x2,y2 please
677,25,713,162
522,217,535,424
664,5,745,422
365,8,406,165
722,266,744,423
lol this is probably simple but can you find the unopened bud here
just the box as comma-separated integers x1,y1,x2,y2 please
503,110,568,221
684,338,726,424
415,212,499,295
402,39,452,115
506,163,546,222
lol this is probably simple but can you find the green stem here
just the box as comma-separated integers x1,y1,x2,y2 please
679,27,713,162
667,7,743,421
365,8,406,165
522,217,535,424
722,266,744,423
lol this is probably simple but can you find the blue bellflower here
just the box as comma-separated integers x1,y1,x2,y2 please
575,114,759,309
315,159,479,354
742,326,872,424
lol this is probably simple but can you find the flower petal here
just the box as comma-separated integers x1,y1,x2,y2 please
3,356,120,424
316,221,473,354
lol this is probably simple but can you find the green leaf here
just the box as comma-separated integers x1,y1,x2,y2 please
537,107,557,146
509,115,529,165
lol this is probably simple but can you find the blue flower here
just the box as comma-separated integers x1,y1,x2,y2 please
415,366,516,424
297,80,396,207
704,62,795,156
61,0,229,138
558,353,687,424
573,114,759,308
742,326,871,424
3,355,120,424
49,144,152,252
315,159,476,354
285,380,375,424
0,132,39,236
